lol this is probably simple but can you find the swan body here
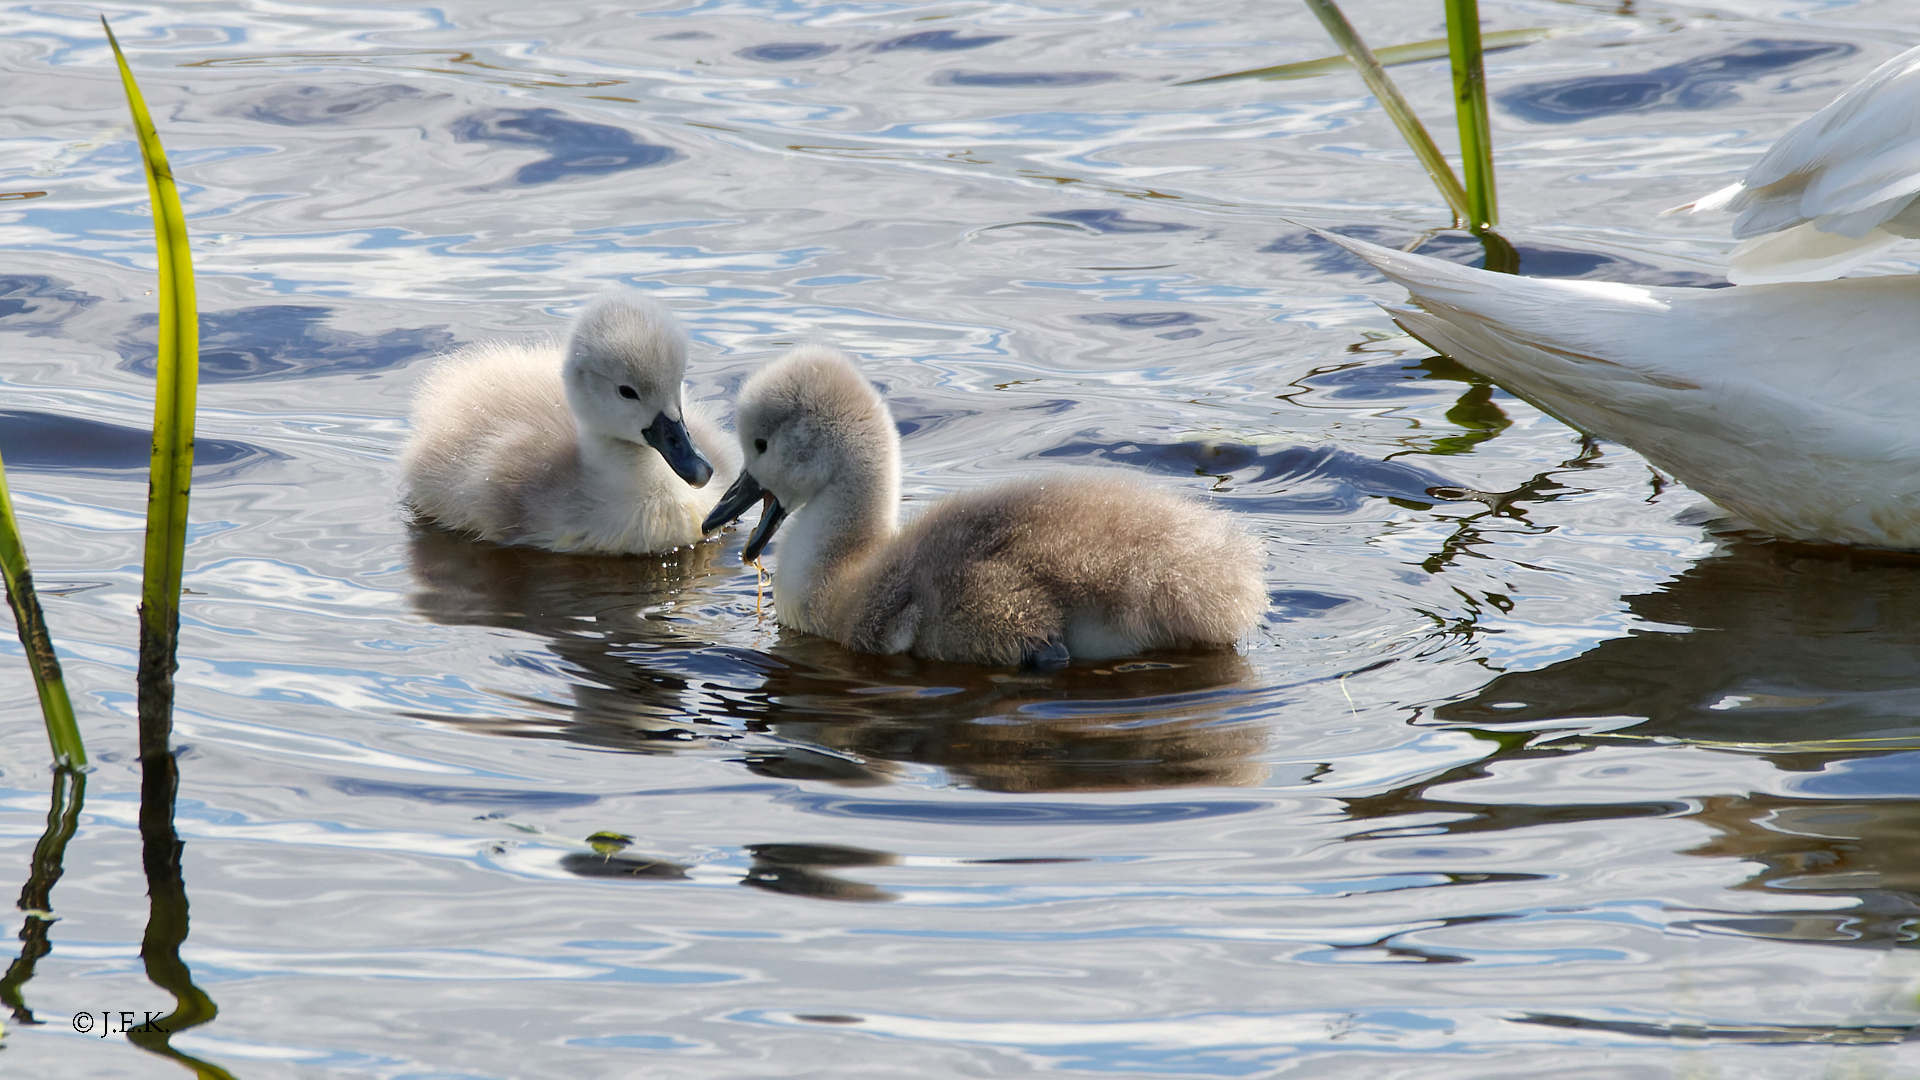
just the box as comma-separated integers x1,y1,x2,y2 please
401,291,739,554
701,345,1267,667
1323,230,1920,550
1678,44,1920,284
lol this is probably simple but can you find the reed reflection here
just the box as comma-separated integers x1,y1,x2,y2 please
132,752,237,1079
0,766,83,1026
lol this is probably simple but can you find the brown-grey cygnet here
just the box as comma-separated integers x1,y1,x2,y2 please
401,291,739,554
701,345,1267,667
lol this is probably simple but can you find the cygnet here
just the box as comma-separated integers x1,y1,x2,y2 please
700,345,1267,667
401,291,739,554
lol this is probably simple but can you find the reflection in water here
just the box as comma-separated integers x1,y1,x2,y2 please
1685,794,1920,948
132,753,236,1079
743,844,900,903
747,636,1266,793
558,832,690,881
1409,540,1920,956
1439,540,1920,748
0,767,83,1026
0,410,283,483
406,526,738,749
406,526,1269,793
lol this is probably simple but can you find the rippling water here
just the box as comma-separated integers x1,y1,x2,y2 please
5,1,1919,1076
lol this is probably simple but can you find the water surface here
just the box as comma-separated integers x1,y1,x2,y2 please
3,1,1918,1076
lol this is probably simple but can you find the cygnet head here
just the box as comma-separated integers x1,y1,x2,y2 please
701,345,899,559
562,290,712,487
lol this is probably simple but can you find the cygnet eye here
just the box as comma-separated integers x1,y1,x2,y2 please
753,438,768,454
618,385,640,400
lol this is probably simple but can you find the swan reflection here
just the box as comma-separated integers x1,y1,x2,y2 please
1423,538,1920,946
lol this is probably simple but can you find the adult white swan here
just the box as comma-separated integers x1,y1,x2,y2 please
1676,44,1920,284
1321,229,1920,550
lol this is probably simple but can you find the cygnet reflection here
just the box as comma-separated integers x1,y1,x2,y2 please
742,631,1268,793
407,525,1266,793
405,524,743,750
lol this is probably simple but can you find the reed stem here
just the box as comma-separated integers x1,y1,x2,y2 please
1446,0,1499,230
0,454,84,767
103,18,200,754
1302,0,1472,228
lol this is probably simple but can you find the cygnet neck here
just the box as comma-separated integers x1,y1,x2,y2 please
577,427,652,482
773,455,901,634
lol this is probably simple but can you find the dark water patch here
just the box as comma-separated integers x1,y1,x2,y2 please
739,748,891,786
779,792,1267,824
330,778,601,808
452,107,681,185
234,83,438,125
0,410,284,483
744,843,899,902
117,305,455,381
1013,398,1077,414
873,30,1010,52
559,851,689,879
1078,311,1213,329
1271,590,1354,619
886,400,981,440
0,275,98,335
1270,225,1729,288
749,843,894,868
1037,440,1467,512
1514,1011,1915,1044
938,71,1121,88
1040,209,1195,234
1292,354,1487,404
737,43,838,62
1500,39,1857,124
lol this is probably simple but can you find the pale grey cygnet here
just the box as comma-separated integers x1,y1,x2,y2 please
701,345,1268,667
401,291,739,554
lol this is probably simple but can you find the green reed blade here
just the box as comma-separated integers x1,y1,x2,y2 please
1178,26,1558,86
1446,0,1498,230
1301,0,1471,228
0,455,83,767
103,18,199,756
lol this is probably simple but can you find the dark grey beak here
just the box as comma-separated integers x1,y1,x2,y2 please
702,470,787,561
642,413,712,488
